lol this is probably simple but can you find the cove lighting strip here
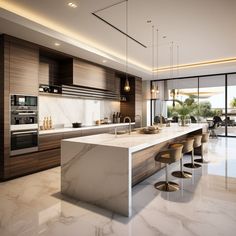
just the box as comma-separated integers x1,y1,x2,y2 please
154,58,236,72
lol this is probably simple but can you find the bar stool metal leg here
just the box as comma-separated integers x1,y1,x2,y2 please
184,150,201,169
195,144,209,164
172,157,192,178
154,164,180,192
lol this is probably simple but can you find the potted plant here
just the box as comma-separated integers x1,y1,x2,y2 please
176,103,190,126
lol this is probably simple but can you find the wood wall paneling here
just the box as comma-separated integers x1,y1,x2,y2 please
9,40,39,95
0,36,4,179
39,61,49,85
135,77,142,127
2,38,11,179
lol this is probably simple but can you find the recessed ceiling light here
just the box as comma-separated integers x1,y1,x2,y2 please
54,42,60,46
163,36,167,39
147,20,152,23
68,2,77,8
102,59,107,63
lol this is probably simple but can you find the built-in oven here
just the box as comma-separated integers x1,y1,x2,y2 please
10,94,38,131
10,95,39,156
11,95,37,107
10,129,38,156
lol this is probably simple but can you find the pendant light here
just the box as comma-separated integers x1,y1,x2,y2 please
155,28,159,94
151,25,156,96
124,0,130,92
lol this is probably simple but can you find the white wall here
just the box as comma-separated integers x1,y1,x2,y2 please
39,96,120,127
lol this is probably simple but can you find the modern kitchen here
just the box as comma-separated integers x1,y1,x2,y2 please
0,0,236,236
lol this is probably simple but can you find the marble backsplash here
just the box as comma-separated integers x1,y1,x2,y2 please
39,96,120,127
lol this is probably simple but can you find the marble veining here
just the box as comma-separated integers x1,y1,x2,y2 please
0,138,236,236
39,96,120,127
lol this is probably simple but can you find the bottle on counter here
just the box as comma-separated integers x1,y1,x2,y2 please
49,116,52,129
113,112,116,123
43,117,46,130
45,117,49,130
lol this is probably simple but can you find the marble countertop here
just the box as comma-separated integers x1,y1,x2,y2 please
63,123,206,153
39,122,135,135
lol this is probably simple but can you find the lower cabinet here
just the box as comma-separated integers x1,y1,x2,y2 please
38,148,61,170
8,152,39,178
38,133,63,151
3,125,133,180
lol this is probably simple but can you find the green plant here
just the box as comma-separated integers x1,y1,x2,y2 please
230,97,236,108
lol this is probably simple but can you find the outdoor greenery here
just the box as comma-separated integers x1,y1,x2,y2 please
167,95,223,120
230,97,236,108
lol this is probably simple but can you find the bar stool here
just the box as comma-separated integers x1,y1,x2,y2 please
171,138,194,178
184,135,202,169
154,144,183,192
195,132,210,163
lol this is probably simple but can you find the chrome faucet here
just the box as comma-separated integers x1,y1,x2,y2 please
135,115,142,128
123,116,131,134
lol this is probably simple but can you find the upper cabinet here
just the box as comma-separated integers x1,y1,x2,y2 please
9,39,39,95
73,59,106,90
61,58,119,94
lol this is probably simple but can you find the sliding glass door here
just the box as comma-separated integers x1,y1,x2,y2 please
150,72,236,137
199,75,225,136
227,74,236,137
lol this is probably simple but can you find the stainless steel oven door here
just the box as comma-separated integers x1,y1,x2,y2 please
10,129,38,156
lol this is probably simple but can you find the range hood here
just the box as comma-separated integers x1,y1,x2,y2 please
61,84,120,100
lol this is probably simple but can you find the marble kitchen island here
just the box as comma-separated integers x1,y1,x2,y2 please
61,124,205,217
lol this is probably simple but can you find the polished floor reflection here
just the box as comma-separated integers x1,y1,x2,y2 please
1,138,236,236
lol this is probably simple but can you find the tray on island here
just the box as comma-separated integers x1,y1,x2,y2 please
139,127,159,134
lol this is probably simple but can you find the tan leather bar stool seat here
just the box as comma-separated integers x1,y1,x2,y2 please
184,135,202,169
171,138,194,178
154,144,183,192
195,132,210,163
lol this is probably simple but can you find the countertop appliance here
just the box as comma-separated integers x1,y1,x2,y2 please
10,95,39,156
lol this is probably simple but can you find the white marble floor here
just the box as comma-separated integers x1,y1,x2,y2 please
1,137,236,236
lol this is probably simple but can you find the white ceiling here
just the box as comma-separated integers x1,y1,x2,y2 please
0,0,236,80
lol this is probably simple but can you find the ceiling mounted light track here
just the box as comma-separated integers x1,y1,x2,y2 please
92,0,147,48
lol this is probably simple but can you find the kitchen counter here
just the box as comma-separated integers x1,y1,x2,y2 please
39,122,135,135
61,124,205,217
65,124,205,153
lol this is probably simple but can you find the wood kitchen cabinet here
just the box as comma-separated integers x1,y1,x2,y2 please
60,58,120,94
63,130,82,139
39,133,63,151
8,38,39,95
73,58,106,90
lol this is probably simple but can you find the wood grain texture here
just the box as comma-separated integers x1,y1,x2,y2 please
73,58,107,90
9,39,39,95
63,130,82,139
4,40,10,164
135,77,142,128
120,76,142,126
38,148,60,170
39,61,49,85
0,36,4,179
7,152,39,178
38,133,63,151
132,133,190,186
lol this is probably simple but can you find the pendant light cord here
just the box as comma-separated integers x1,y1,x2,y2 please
156,28,158,81
152,25,154,82
126,0,128,81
